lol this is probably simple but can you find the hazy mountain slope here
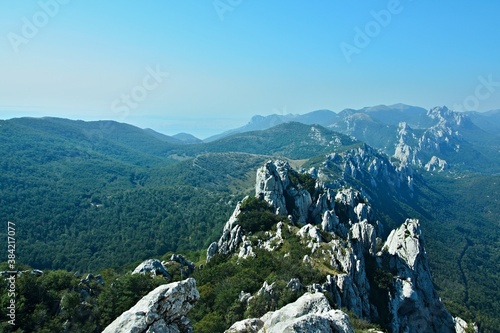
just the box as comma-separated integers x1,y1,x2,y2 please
172,132,202,144
143,127,185,144
203,110,339,142
464,109,500,136
192,122,361,159
204,105,499,174
2,117,177,164
360,103,431,127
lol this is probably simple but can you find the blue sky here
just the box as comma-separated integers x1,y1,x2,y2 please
1,1,499,138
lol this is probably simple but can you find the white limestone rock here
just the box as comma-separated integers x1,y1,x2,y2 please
207,201,245,262
102,278,199,333
297,224,323,243
226,292,354,333
322,238,373,319
454,316,478,333
383,219,456,333
255,160,288,215
238,240,255,259
132,259,172,279
425,156,448,172
225,318,264,333
384,219,422,270
256,160,312,223
351,221,376,254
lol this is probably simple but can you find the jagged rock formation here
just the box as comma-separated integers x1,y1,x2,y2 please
206,201,244,262
132,259,172,279
255,160,312,222
225,292,355,333
424,156,448,172
454,317,479,333
102,278,199,333
208,160,465,332
381,219,455,332
392,106,474,170
324,144,414,191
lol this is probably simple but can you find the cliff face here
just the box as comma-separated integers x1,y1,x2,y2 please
382,219,455,332
393,106,475,171
207,160,464,332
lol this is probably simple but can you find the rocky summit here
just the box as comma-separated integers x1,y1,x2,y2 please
205,160,469,332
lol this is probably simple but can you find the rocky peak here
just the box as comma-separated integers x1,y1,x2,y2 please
132,259,172,279
381,219,456,333
206,161,467,332
393,106,474,170
427,106,469,129
255,160,290,216
322,144,414,196
384,219,423,270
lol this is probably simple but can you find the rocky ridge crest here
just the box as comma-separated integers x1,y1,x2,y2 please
393,106,470,171
207,160,468,332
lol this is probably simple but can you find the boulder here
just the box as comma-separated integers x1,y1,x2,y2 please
226,292,354,333
132,259,172,279
102,278,199,333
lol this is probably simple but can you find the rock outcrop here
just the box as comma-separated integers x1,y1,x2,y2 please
256,160,312,223
382,219,455,333
102,278,199,333
225,292,355,333
392,106,475,171
206,201,244,262
322,144,414,195
207,160,465,332
132,259,172,279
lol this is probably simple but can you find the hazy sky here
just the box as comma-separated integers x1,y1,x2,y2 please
1,1,500,138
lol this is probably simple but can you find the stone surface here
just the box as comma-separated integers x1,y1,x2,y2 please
255,161,288,215
226,292,354,333
132,259,172,279
102,278,199,333
383,219,456,333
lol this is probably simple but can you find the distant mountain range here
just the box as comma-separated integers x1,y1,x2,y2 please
205,104,500,141
204,104,500,173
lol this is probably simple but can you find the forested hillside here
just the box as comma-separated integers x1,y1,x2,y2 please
0,117,499,331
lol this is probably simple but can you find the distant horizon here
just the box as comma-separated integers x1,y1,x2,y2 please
1,2,499,139
1,103,497,140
